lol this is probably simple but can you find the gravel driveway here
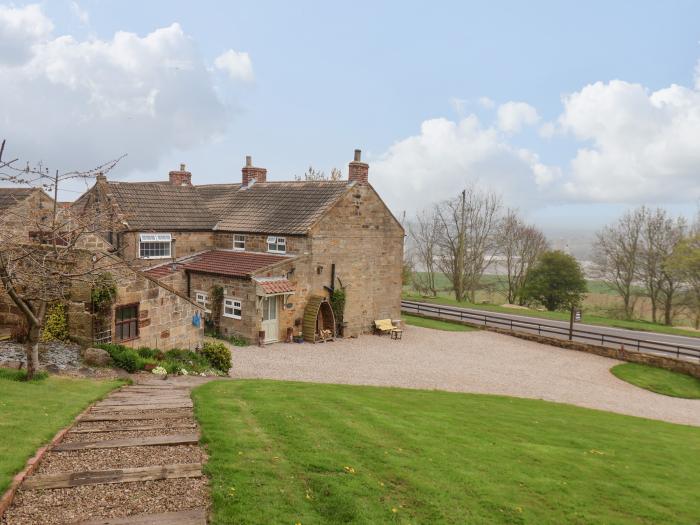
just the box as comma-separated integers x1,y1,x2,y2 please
229,326,700,427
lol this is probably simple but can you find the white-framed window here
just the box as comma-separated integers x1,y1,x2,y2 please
223,297,242,319
233,234,246,251
267,236,286,254
194,291,210,312
139,233,172,259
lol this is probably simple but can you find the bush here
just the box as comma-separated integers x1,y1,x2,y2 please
201,341,231,373
96,343,144,373
521,250,587,311
41,303,69,342
0,368,49,382
137,347,158,359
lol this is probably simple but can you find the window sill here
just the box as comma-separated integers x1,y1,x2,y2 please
116,336,139,343
222,315,242,320
139,256,172,260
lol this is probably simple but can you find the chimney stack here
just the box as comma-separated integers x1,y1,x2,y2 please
348,148,369,184
169,163,192,186
95,172,107,183
242,155,267,187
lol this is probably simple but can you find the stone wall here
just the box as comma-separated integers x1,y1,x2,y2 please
213,232,309,255
307,185,404,336
188,273,257,341
119,230,214,268
410,312,700,379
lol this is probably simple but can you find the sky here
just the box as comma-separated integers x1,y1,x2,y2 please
1,0,699,237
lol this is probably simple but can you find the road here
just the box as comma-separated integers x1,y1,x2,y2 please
401,300,700,362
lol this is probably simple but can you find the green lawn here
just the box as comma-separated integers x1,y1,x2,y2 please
193,380,700,524
0,369,122,493
402,292,700,339
401,313,474,332
611,363,700,399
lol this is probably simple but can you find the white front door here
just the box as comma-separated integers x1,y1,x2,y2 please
261,296,279,343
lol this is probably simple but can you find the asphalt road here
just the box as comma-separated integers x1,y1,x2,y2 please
401,300,700,362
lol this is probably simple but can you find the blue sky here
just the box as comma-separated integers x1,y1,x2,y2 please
2,0,700,234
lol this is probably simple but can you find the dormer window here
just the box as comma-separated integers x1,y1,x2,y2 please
139,233,172,259
233,234,246,251
267,236,286,254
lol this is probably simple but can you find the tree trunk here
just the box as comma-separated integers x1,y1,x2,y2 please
663,299,673,326
25,322,41,379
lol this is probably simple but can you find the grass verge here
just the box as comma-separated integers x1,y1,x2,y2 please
611,363,700,399
403,292,700,338
193,380,700,524
0,369,123,493
402,313,474,332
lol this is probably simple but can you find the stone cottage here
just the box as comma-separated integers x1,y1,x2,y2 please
74,150,404,343
0,187,204,350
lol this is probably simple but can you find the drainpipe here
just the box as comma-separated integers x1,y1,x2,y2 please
186,271,191,298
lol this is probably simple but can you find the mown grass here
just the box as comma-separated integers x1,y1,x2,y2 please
193,380,700,524
401,313,474,332
402,291,700,338
0,369,122,493
611,363,700,399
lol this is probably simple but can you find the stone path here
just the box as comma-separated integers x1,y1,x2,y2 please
2,377,210,525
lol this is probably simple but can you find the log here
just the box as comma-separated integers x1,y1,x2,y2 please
69,425,196,434
53,433,200,451
23,463,202,490
79,412,190,422
74,507,207,525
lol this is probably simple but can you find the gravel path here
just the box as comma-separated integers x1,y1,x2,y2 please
230,325,700,427
3,376,211,525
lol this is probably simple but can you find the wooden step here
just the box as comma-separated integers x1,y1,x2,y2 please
90,403,193,412
23,463,202,490
79,412,191,422
97,399,190,407
53,433,200,451
69,424,196,434
74,507,207,525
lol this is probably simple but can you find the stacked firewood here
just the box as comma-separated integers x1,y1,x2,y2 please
320,329,333,339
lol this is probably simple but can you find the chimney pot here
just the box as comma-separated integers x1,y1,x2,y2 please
169,164,192,186
348,148,369,184
242,156,266,187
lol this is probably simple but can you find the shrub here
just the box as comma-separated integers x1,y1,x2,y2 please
96,343,144,373
0,368,48,381
201,341,231,373
41,303,69,342
137,347,158,359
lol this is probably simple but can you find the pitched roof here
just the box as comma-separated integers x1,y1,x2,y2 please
0,188,35,212
180,250,292,278
255,277,296,295
105,182,218,231
212,181,352,234
196,184,241,217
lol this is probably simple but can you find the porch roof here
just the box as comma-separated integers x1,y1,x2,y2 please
255,277,296,295
181,250,292,278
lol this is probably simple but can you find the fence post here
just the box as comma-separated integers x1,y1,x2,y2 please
510,319,513,330
484,315,487,327
677,346,680,358
601,334,604,345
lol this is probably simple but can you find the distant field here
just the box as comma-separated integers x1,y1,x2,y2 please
405,272,700,338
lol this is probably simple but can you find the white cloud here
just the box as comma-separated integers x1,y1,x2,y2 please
0,4,53,65
214,49,254,82
478,96,495,109
70,1,89,25
558,78,700,202
449,97,468,115
0,6,251,183
496,101,539,133
371,116,558,215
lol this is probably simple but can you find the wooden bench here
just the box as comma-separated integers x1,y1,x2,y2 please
374,319,403,339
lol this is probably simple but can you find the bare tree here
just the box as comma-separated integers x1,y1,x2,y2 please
668,231,700,328
435,185,501,302
496,210,548,304
0,139,122,378
638,208,686,324
295,166,342,181
409,208,441,296
593,208,644,319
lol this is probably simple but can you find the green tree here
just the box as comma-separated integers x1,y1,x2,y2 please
667,233,700,329
522,251,587,311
